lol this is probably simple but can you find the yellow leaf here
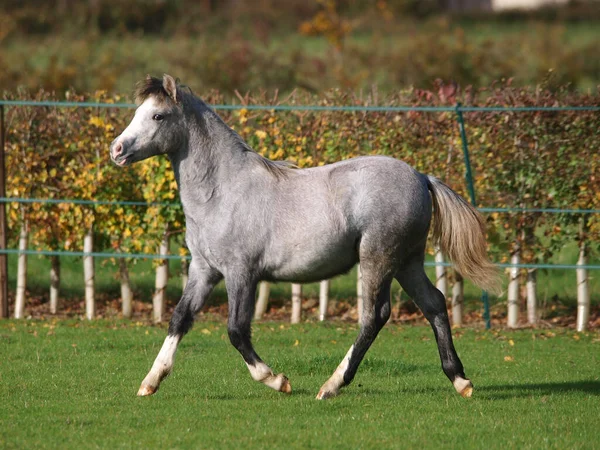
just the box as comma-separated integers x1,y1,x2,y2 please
88,116,104,128
508,339,514,346
293,339,300,346
504,356,514,362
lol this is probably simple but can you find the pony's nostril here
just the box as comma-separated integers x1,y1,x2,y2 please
113,142,123,157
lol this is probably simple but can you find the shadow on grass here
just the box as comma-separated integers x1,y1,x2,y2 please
288,357,426,377
479,380,600,399
353,381,600,399
184,387,314,401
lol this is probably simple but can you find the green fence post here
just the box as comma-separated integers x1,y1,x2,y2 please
0,105,7,319
455,103,491,329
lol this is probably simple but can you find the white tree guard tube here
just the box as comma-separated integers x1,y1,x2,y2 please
526,269,537,325
291,283,302,324
451,271,464,328
181,258,189,291
254,282,271,320
576,245,590,332
319,279,329,321
84,229,95,320
356,264,363,325
14,224,27,319
120,258,133,319
49,255,60,314
507,251,520,328
152,233,169,324
434,247,447,298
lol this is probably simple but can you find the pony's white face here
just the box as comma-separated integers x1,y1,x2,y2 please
110,95,185,166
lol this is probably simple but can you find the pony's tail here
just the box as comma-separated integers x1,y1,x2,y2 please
426,176,501,295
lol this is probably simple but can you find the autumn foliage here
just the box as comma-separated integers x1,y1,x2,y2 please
3,83,599,273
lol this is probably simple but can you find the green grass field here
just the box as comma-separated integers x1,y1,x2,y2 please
1,320,598,449
4,20,599,94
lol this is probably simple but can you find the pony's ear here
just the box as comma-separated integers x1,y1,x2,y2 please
163,74,177,103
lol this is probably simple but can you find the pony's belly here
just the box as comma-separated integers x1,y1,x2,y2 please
265,244,358,283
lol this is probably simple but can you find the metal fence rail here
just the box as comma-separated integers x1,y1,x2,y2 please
1,197,599,215
0,100,598,325
1,99,600,112
1,248,600,271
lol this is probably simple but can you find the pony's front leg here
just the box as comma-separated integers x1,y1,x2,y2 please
138,262,222,396
137,334,180,396
226,276,292,394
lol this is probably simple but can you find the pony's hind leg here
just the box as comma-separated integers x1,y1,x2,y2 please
137,260,222,396
226,275,291,394
395,256,473,398
317,263,392,399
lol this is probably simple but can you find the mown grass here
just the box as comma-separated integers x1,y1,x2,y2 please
0,320,598,449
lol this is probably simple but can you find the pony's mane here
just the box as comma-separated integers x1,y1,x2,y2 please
134,76,176,105
135,75,295,179
246,150,296,179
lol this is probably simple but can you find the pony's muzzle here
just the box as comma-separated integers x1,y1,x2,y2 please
110,138,132,166
111,140,123,159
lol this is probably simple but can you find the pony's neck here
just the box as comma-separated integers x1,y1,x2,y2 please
169,97,249,205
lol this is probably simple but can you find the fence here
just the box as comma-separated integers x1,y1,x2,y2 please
0,99,598,328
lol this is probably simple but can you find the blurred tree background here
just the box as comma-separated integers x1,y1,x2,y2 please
1,0,599,96
2,1,599,323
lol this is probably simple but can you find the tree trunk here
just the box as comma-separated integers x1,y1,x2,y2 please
526,268,537,325
14,223,28,319
153,232,170,324
291,283,302,324
507,248,520,328
119,258,133,319
83,229,95,320
576,242,590,332
434,247,447,298
319,280,329,321
254,282,270,320
451,271,464,327
49,255,60,314
356,264,363,324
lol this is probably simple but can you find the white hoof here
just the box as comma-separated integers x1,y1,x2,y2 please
453,377,473,398
137,384,157,396
316,385,340,400
279,375,292,394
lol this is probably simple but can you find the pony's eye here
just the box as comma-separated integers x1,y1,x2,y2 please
153,114,164,121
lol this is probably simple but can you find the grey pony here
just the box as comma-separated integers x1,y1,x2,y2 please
110,74,499,400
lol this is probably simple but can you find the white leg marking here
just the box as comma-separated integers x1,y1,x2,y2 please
316,345,354,400
138,334,181,396
245,361,291,393
453,376,473,398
